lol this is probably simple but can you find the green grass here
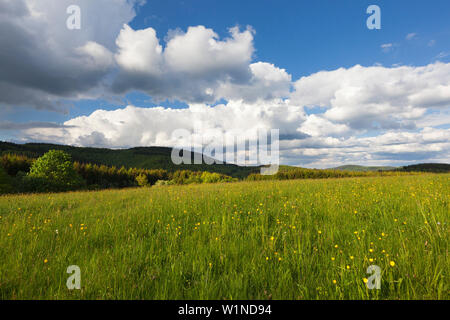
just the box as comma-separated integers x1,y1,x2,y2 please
0,174,448,300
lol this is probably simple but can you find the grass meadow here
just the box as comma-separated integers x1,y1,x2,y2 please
0,174,448,300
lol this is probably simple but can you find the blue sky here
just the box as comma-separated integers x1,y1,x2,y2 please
130,0,450,76
0,0,449,167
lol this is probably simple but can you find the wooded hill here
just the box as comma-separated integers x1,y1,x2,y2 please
0,141,259,179
1,141,449,178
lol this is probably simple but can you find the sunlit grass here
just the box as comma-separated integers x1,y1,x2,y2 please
0,174,448,299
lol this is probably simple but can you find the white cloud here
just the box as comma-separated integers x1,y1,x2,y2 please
299,115,350,137
213,62,292,102
76,41,115,71
279,127,450,168
1,2,449,167
416,110,450,128
164,26,253,76
23,100,306,149
291,63,450,131
381,43,393,52
22,62,450,167
115,24,163,74
112,24,290,103
406,33,417,40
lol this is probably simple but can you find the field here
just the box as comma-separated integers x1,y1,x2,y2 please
0,174,448,300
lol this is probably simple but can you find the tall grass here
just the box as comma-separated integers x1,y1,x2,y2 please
0,174,448,299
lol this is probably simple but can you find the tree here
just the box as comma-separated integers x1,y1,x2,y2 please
0,165,13,194
0,154,34,176
201,172,221,183
135,173,149,187
26,150,85,192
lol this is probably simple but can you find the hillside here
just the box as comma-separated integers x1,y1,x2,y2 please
0,141,259,179
2,142,449,178
332,164,450,173
401,163,450,173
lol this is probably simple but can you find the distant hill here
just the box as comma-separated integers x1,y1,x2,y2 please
401,163,450,173
332,163,450,173
0,141,259,179
331,165,397,172
278,165,301,171
2,141,449,177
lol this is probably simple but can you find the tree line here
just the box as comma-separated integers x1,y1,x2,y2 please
0,150,435,195
246,167,420,181
0,150,235,194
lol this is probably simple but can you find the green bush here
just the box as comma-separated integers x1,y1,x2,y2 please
169,170,235,185
201,172,222,183
135,173,150,187
155,180,171,186
26,150,85,192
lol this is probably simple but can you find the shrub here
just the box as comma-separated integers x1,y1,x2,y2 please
201,172,222,183
155,180,169,186
26,150,85,192
136,173,150,187
169,170,235,185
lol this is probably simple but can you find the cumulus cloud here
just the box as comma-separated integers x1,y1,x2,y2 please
112,25,291,103
291,62,450,131
0,0,143,110
278,127,450,168
21,62,450,167
23,100,307,149
1,2,449,167
299,115,350,137
214,62,292,102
